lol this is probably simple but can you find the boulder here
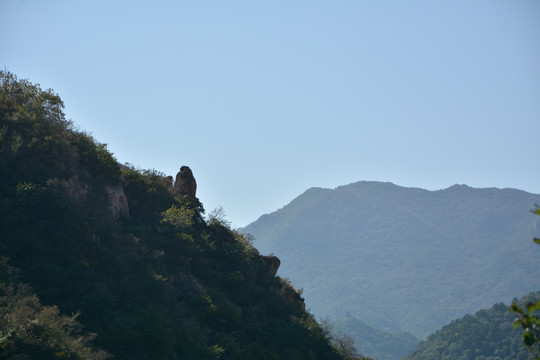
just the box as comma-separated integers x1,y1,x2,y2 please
173,166,197,197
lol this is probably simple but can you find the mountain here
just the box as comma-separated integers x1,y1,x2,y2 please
331,316,419,360
404,292,540,360
242,181,540,338
0,71,353,359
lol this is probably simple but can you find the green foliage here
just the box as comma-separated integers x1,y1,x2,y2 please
0,71,121,189
120,165,175,223
74,132,120,181
207,344,225,359
0,71,348,359
510,206,540,359
160,204,195,229
1,71,72,183
511,300,540,359
405,297,536,360
207,206,232,228
0,262,109,359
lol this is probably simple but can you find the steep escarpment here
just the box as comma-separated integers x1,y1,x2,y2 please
0,72,347,359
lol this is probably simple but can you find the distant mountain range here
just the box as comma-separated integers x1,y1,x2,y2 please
242,181,540,339
332,316,419,360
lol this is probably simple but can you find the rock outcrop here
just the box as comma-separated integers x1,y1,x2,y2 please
60,175,88,200
262,255,281,277
173,166,197,197
106,184,130,220
285,287,306,311
163,175,174,189
59,175,130,221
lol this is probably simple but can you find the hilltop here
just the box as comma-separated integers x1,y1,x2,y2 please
404,292,540,360
0,71,356,359
243,181,540,339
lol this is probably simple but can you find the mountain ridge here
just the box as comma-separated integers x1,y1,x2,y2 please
247,182,536,231
404,291,540,360
243,180,540,339
0,71,355,360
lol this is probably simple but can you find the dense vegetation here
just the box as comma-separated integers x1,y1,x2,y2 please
510,210,540,359
0,71,356,359
332,316,418,360
243,182,540,339
404,292,540,360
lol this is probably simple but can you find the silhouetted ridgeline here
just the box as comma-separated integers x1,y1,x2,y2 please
0,72,358,359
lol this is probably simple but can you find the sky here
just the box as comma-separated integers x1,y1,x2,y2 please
1,0,539,228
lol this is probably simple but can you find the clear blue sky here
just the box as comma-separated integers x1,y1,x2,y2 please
2,1,539,227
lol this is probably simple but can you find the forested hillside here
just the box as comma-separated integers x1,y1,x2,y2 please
404,292,540,360
0,72,356,359
243,181,540,339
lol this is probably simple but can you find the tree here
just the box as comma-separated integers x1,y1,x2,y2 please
333,334,362,360
0,261,110,360
510,206,540,359
207,206,231,228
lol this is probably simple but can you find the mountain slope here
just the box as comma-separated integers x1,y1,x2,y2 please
0,71,348,360
0,260,110,359
243,181,540,338
332,316,419,360
404,292,540,360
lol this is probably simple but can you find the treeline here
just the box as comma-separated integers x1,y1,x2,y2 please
404,292,540,360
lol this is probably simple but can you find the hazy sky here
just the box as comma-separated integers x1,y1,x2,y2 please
2,1,539,227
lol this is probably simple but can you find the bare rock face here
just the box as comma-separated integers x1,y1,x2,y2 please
59,175,129,220
173,166,197,197
263,255,281,277
106,184,130,220
60,175,88,200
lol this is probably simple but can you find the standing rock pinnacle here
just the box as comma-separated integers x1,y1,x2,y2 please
173,166,197,197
